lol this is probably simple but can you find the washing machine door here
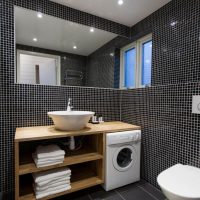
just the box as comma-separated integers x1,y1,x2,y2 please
113,145,136,172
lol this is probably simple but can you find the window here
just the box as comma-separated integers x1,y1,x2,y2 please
142,40,152,86
16,50,61,85
120,34,152,88
124,48,136,88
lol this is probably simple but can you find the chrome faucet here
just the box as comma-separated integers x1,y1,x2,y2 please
67,98,73,112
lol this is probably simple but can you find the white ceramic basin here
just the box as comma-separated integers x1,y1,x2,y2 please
48,111,95,131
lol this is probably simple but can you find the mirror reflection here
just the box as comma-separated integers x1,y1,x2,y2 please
15,7,132,88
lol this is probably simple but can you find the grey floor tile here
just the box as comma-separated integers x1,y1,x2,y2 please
88,186,123,200
134,179,148,186
138,182,166,200
52,180,165,200
116,183,157,200
55,190,90,200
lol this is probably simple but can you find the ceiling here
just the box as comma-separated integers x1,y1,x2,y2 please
15,7,117,56
50,0,171,26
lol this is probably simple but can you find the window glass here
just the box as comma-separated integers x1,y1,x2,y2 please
142,40,152,86
124,48,135,88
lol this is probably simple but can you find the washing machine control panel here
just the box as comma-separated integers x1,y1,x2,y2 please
130,133,141,141
107,130,141,145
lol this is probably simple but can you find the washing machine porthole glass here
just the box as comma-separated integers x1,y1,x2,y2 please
117,148,133,168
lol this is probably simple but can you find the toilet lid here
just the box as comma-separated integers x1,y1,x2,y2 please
157,164,200,198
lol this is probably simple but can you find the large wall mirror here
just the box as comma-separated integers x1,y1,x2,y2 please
14,6,132,89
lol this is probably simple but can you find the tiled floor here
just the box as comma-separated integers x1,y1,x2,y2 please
1,180,166,200
55,180,166,200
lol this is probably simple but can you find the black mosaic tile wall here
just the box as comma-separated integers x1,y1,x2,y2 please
16,44,87,86
121,83,200,186
114,48,121,88
0,0,127,196
86,36,131,88
13,84,121,128
131,0,200,85
121,0,200,188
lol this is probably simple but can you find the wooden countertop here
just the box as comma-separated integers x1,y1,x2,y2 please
15,121,140,142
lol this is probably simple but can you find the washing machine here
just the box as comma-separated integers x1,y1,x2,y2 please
102,130,141,191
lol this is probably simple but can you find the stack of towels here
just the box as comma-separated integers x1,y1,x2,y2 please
32,144,65,168
33,167,71,199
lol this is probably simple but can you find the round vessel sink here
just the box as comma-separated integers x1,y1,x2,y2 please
48,111,95,131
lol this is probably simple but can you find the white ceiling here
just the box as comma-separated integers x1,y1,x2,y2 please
15,7,117,56
51,0,171,26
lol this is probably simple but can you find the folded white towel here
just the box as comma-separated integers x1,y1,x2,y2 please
35,179,70,191
36,145,65,159
33,153,64,162
35,183,70,194
35,159,64,164
35,161,65,168
35,159,64,165
34,184,71,199
32,153,64,168
35,176,71,187
33,167,71,183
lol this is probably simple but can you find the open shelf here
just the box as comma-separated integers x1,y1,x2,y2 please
19,148,103,175
20,177,103,200
19,163,103,200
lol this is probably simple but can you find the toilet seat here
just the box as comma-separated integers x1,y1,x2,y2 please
157,164,200,199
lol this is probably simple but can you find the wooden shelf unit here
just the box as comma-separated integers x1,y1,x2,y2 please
15,122,140,200
15,133,105,200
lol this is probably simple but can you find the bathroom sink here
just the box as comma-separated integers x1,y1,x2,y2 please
48,111,95,131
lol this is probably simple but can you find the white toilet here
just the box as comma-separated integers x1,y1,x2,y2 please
157,164,200,200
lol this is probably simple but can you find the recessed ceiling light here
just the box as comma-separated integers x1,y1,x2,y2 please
73,46,77,49
110,53,114,57
90,27,94,32
37,12,43,18
118,0,124,5
33,38,38,42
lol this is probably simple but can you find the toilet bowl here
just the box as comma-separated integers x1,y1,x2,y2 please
157,164,200,200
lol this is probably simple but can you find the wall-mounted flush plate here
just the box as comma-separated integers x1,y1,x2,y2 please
192,95,200,114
